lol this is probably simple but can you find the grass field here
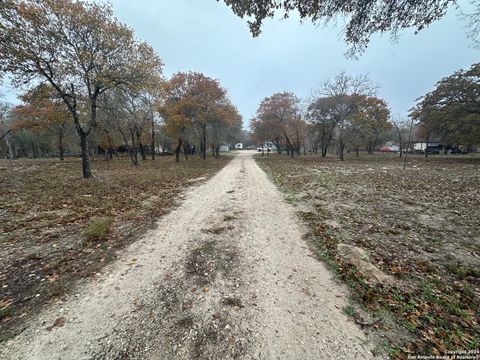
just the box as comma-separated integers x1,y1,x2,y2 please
0,155,230,341
256,153,480,358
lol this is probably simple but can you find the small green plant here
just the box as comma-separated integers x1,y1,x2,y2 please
85,217,112,241
343,305,356,318
0,305,14,321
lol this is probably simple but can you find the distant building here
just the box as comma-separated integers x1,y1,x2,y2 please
235,143,243,150
219,144,230,152
264,141,277,151
413,142,440,151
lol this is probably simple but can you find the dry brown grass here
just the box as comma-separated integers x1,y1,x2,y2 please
257,153,480,358
0,155,229,341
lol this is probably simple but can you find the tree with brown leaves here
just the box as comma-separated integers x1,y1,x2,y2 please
161,72,233,162
13,85,69,161
255,92,305,158
0,0,163,177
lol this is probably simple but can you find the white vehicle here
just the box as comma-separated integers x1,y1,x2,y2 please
257,147,272,152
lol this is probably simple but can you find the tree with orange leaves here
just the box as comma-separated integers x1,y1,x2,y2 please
13,84,70,161
0,0,163,177
161,72,233,162
254,92,306,158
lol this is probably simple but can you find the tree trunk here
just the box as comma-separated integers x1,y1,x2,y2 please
58,130,65,161
139,142,146,161
134,146,138,165
129,132,138,166
370,135,378,154
4,135,14,166
274,137,282,154
79,133,92,178
151,117,155,160
339,141,345,161
202,125,207,160
296,130,301,156
59,145,65,161
321,130,334,157
355,147,359,157
183,143,189,161
395,124,403,157
425,136,429,159
403,118,414,170
321,144,328,157
103,129,114,160
108,138,113,160
175,138,183,163
31,142,37,158
283,133,295,159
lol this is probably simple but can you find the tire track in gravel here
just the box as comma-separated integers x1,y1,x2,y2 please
1,152,383,360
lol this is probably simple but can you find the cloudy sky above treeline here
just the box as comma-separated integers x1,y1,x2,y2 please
2,0,478,127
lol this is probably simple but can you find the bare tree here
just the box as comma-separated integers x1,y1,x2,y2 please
392,116,410,157
464,0,480,47
320,73,377,161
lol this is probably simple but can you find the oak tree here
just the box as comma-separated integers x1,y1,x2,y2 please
255,92,304,157
0,0,163,177
351,95,391,154
220,0,454,53
161,72,231,162
410,62,480,149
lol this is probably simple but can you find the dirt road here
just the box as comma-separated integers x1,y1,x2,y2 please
1,152,380,360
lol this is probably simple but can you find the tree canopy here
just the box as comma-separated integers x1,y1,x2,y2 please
219,0,454,53
410,62,480,147
252,92,305,157
161,72,242,161
251,74,392,160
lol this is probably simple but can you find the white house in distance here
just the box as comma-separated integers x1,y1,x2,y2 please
235,143,243,150
413,141,440,151
265,141,277,152
219,144,230,152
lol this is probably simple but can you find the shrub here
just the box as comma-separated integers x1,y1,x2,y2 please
85,217,112,242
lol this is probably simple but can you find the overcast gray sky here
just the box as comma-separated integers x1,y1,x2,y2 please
2,0,478,128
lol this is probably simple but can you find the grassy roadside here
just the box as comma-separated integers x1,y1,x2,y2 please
256,153,480,359
0,155,230,342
